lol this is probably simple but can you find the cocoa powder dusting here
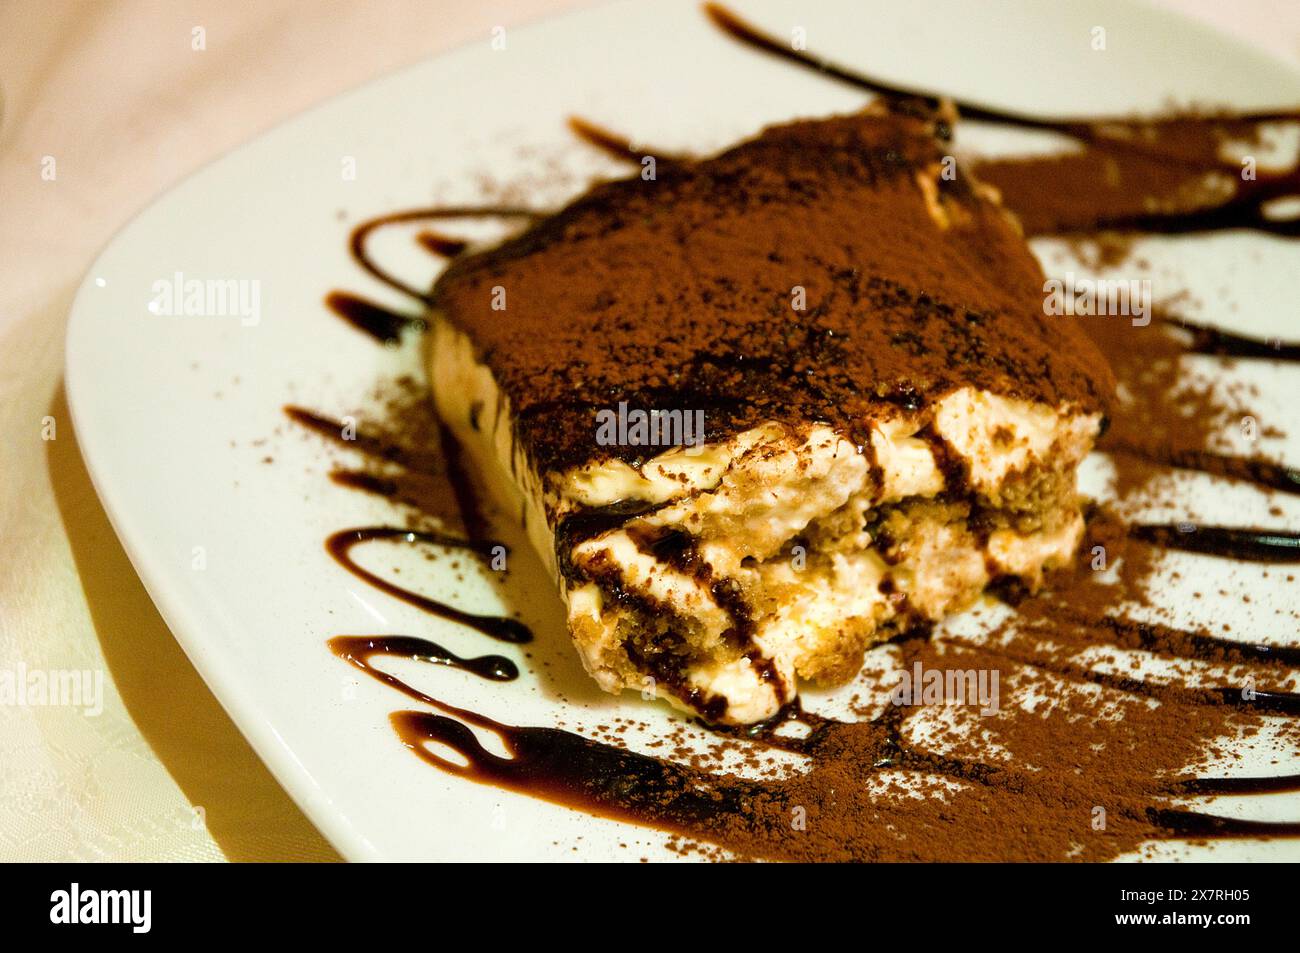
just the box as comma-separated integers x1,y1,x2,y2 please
432,110,1114,472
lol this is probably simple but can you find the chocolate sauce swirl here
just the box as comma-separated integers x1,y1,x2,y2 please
416,230,469,258
330,635,518,683
326,527,531,644
703,3,1300,135
348,206,539,302
325,291,422,345
1168,316,1300,363
1131,524,1300,563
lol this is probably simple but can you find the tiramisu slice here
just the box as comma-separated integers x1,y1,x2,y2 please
427,107,1115,724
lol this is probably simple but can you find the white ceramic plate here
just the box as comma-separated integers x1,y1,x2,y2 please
66,0,1300,861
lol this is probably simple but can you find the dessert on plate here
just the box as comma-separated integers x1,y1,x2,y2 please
427,104,1115,725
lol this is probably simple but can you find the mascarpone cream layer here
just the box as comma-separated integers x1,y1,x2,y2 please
430,313,1100,723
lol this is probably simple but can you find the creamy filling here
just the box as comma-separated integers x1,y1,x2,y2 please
430,314,1101,724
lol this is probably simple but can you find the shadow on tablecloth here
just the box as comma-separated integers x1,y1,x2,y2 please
47,383,341,862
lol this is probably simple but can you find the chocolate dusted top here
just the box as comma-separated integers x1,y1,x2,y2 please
431,109,1116,472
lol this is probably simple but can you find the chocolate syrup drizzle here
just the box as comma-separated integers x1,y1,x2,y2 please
1168,316,1300,362
1044,608,1300,668
330,635,518,683
347,206,539,303
944,630,1300,717
326,527,530,644
702,3,1300,133
416,230,470,259
288,6,1300,857
325,208,539,347
283,404,443,472
1109,444,1300,497
565,116,683,164
325,291,423,345
703,3,1300,239
1131,524,1300,563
